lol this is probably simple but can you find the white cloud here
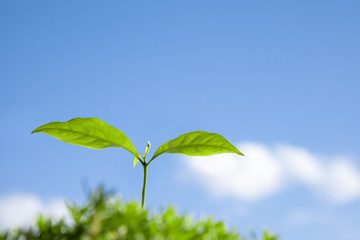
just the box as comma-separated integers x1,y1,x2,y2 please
285,208,335,227
184,143,283,201
0,193,69,230
276,144,324,185
182,142,360,203
324,160,360,203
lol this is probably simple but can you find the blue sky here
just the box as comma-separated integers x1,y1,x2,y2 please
1,1,360,239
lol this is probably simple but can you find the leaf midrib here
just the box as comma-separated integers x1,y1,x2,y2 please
168,143,237,152
153,143,240,159
33,127,121,147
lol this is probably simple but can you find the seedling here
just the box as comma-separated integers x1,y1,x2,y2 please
32,117,244,208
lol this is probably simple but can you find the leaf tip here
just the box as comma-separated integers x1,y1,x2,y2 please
31,129,38,134
234,148,245,156
133,156,140,168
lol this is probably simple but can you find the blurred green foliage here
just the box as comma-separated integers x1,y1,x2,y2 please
0,188,278,240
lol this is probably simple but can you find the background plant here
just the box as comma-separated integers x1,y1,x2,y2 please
0,188,278,240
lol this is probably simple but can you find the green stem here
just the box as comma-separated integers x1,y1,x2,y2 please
141,163,148,209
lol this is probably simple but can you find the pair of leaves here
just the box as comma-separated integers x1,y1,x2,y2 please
31,118,244,164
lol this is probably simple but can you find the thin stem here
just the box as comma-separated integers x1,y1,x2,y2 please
140,141,151,209
141,163,148,209
147,157,155,166
136,156,145,165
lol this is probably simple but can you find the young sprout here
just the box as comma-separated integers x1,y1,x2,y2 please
32,117,244,208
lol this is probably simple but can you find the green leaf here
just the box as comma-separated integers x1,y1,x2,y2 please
133,154,143,168
150,131,244,161
133,156,139,168
144,141,151,158
32,117,139,158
